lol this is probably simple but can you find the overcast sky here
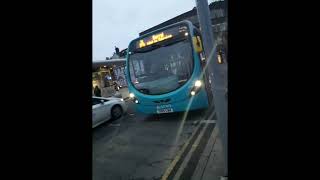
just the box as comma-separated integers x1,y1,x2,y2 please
93,0,217,61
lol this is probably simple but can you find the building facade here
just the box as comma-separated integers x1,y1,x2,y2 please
139,0,227,53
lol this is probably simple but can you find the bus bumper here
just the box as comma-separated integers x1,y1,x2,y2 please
135,89,209,114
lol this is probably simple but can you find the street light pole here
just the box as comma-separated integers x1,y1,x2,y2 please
195,0,228,178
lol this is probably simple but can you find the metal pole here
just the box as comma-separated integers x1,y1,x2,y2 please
195,0,228,178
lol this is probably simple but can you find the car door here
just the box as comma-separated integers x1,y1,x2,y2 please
92,98,105,126
99,99,113,121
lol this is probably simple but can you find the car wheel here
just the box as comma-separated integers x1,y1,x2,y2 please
111,105,123,119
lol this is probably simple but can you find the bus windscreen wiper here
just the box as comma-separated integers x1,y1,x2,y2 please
137,88,150,94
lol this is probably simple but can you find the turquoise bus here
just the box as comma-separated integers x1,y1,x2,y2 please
126,20,209,114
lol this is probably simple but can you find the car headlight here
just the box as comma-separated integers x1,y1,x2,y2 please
129,93,135,98
120,98,124,101
190,91,196,96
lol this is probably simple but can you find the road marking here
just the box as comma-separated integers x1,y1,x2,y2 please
172,122,210,180
200,120,216,124
192,120,216,125
161,123,203,180
108,123,120,127
208,109,216,121
197,125,219,180
192,120,200,125
178,123,216,180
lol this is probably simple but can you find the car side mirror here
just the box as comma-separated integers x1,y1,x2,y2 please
100,100,105,104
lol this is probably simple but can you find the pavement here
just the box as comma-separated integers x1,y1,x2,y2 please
160,120,226,180
190,126,226,180
92,97,226,180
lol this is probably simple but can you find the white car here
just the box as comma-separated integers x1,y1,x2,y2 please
92,96,127,128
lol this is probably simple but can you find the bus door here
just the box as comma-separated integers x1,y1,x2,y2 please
193,28,214,105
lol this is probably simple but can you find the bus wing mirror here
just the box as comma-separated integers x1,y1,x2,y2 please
193,36,203,53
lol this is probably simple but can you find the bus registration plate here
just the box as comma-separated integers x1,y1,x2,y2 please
156,104,173,114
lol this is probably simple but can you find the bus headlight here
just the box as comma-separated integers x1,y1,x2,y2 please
195,80,202,87
190,80,202,97
135,99,139,104
129,93,135,98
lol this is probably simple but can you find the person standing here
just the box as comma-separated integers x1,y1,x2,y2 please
113,81,119,91
94,86,101,97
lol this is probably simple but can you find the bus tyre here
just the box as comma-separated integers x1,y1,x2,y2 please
111,105,123,120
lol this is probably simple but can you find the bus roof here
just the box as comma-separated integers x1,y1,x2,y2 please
92,58,126,71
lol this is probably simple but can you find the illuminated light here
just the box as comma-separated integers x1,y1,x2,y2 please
217,55,223,64
191,91,196,96
138,32,173,48
129,93,135,98
120,98,124,101
103,65,107,68
139,40,146,48
195,80,202,87
185,32,188,36
135,99,139,104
